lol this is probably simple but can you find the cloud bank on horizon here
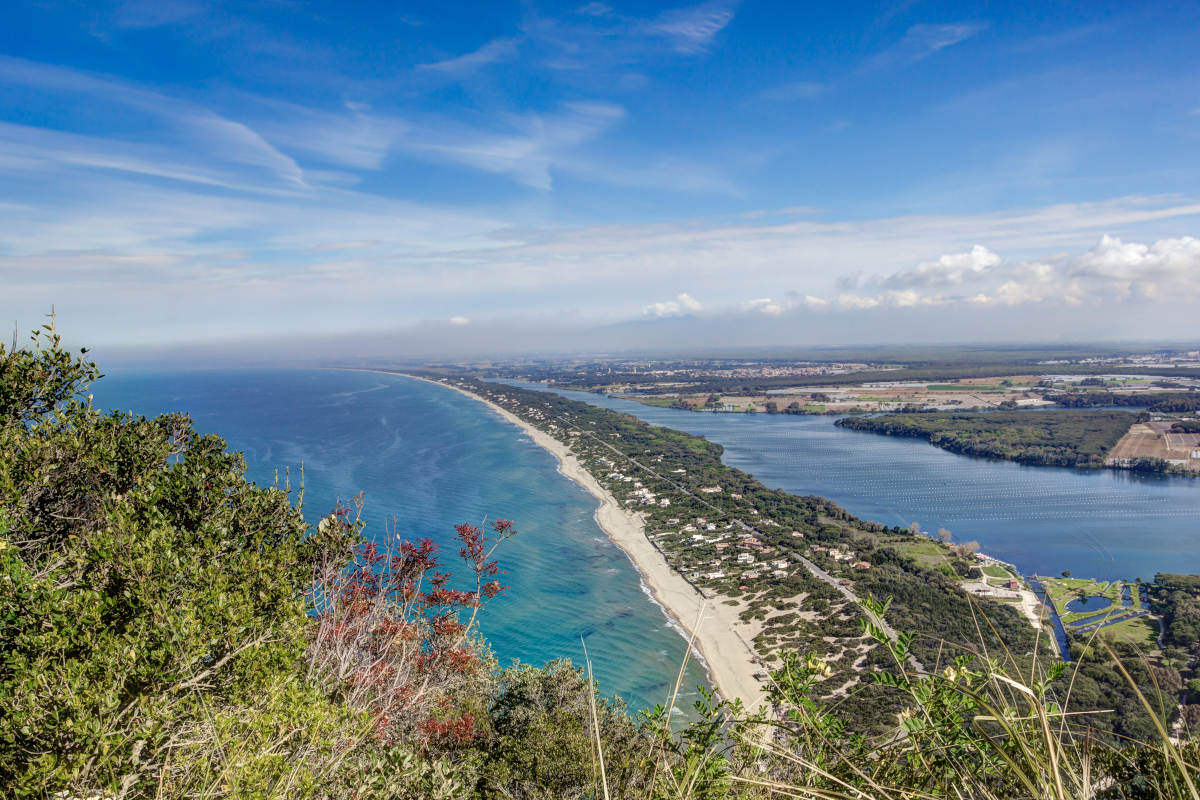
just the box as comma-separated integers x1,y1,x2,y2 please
0,0,1198,353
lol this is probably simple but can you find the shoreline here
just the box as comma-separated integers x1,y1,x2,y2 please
343,369,766,712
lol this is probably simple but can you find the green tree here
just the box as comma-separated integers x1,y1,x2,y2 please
0,322,489,798
0,321,371,796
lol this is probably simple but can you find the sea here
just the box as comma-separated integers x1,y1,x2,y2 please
93,368,710,714
504,381,1200,583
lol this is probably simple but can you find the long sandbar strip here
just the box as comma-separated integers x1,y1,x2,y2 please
349,370,765,711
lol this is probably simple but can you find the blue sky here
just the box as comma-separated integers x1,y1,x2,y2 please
2,0,1199,353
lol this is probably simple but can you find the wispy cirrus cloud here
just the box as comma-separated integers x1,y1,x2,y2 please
864,22,986,71
575,2,613,17
398,101,627,189
519,0,738,78
0,53,733,204
0,56,306,188
641,0,738,54
416,37,520,76
413,0,737,89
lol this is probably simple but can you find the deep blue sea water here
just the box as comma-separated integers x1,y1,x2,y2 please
504,382,1200,583
93,369,708,714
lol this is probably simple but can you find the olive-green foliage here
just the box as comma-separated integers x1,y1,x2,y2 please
1051,390,1200,413
837,410,1135,468
0,325,405,797
749,601,1199,800
475,659,651,798
1095,742,1200,799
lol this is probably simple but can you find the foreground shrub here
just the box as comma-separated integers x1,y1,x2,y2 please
0,322,500,797
735,595,1200,800
1,323,354,795
307,513,512,751
475,658,652,798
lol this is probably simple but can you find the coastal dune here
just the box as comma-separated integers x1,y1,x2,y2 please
386,372,767,712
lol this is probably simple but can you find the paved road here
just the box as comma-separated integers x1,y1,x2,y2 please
792,547,925,673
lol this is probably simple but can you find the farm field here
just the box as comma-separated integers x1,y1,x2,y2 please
1108,421,1200,472
617,376,1053,415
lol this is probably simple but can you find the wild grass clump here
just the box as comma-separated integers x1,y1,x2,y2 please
704,593,1198,800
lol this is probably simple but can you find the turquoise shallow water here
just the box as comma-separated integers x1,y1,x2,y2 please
93,369,708,713
504,382,1200,582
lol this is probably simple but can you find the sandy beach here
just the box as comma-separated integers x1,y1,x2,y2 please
352,370,766,712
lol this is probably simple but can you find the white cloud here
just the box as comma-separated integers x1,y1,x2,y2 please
416,38,520,75
449,315,470,325
0,57,306,189
575,2,613,16
881,244,1001,288
864,23,985,71
741,297,785,315
642,1,737,54
798,235,1200,312
643,292,703,317
0,58,729,199
3,117,1198,349
399,101,626,190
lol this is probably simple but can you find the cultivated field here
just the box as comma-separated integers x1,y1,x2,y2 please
623,376,1052,415
1109,421,1200,471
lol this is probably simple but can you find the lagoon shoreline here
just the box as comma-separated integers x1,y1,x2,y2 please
341,369,766,712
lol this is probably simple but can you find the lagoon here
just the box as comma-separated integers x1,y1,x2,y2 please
504,382,1200,582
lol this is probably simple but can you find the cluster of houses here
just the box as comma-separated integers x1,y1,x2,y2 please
647,516,873,587
963,557,1024,599
811,545,872,571
474,387,878,597
608,471,673,507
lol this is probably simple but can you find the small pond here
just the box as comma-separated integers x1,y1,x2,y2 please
1065,595,1114,614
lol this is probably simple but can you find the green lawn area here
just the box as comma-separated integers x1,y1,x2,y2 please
982,565,1012,579
1093,615,1159,648
1040,577,1131,625
884,537,954,570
